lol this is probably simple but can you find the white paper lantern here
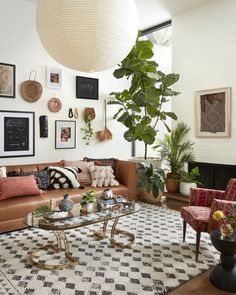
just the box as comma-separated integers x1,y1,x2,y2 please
36,0,139,72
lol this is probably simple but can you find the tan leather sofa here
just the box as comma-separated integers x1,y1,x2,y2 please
0,159,137,233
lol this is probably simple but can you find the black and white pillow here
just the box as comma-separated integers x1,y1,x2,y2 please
47,166,82,189
7,170,50,190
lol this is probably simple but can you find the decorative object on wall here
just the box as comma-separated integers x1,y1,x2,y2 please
196,87,231,137
0,62,15,98
81,108,96,145
0,110,35,158
68,108,73,118
47,67,62,89
55,120,76,149
36,0,138,72
39,115,48,138
76,76,98,100
96,100,112,142
48,97,62,112
21,70,43,102
74,108,79,119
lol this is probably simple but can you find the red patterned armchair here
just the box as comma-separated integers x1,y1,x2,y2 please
181,178,236,261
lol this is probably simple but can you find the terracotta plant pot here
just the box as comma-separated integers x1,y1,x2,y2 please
166,173,179,193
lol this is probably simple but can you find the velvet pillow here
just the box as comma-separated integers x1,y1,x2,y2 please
7,170,50,190
63,160,94,185
0,167,6,178
47,166,82,189
84,157,116,168
0,175,42,200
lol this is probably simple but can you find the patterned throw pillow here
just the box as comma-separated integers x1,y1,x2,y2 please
7,170,50,190
63,160,94,185
0,167,6,178
84,157,116,169
47,166,82,189
89,165,119,187
0,175,42,200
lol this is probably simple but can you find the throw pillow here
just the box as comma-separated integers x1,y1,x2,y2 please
7,170,50,190
0,167,6,178
0,175,42,200
47,166,82,189
84,157,116,168
63,160,94,185
89,165,119,187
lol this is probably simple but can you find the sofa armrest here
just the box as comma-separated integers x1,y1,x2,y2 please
114,160,137,200
189,187,225,207
208,199,236,232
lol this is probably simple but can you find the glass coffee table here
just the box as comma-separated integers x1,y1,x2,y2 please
24,202,140,270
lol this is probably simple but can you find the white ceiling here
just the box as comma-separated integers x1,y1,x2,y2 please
26,0,211,30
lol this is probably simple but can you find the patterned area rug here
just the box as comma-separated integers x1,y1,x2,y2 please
0,203,219,295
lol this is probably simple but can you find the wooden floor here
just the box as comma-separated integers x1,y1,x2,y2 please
157,196,235,295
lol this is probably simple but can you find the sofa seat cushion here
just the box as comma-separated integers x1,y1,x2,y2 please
0,175,42,200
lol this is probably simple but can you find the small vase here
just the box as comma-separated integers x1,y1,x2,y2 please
220,223,233,238
59,194,73,212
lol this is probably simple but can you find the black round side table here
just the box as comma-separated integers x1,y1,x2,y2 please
210,229,236,293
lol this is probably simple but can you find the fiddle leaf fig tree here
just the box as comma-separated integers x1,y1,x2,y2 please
108,32,180,159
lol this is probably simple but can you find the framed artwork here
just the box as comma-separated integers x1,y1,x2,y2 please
55,120,76,149
196,87,231,137
0,63,16,98
0,110,35,158
47,67,62,89
76,76,99,100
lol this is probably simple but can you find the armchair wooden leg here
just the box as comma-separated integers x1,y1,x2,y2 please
196,231,201,262
183,220,187,242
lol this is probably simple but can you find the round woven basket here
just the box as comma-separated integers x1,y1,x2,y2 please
21,71,43,102
138,188,162,204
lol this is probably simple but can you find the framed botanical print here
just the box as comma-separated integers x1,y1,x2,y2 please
0,110,35,158
55,120,76,149
0,63,16,98
196,87,231,137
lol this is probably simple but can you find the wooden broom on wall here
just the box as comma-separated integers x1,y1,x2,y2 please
96,100,113,142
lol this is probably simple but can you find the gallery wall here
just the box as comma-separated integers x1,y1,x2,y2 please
172,0,236,165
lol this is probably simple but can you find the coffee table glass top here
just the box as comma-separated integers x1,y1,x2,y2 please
24,203,140,231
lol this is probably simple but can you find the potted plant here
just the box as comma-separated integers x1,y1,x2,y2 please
108,32,180,160
154,122,195,193
81,108,95,145
80,190,96,212
179,167,201,197
137,161,165,203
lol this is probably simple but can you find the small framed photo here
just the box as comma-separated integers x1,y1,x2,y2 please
76,76,99,100
196,87,231,137
55,120,76,149
0,63,16,98
47,67,62,89
0,110,35,158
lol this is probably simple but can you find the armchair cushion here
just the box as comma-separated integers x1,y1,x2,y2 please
189,188,225,207
181,206,211,232
224,178,236,200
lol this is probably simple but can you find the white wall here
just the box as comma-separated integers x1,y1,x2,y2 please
0,0,132,166
172,0,236,165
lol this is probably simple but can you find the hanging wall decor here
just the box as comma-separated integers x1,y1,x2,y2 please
48,97,62,112
0,62,15,98
55,120,76,149
0,110,35,158
76,76,98,100
21,70,43,103
196,87,231,137
47,67,62,89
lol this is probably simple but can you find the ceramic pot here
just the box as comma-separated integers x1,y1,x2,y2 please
220,223,234,238
101,189,113,200
59,194,73,212
84,203,94,213
179,182,197,196
166,174,179,193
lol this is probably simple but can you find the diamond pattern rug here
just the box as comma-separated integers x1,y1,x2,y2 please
0,203,219,295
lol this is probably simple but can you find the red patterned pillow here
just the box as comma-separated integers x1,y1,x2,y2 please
63,160,94,185
0,175,42,200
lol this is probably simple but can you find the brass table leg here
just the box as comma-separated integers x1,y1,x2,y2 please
30,231,80,270
94,217,135,249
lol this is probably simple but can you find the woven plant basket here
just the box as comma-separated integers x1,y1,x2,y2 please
138,188,162,204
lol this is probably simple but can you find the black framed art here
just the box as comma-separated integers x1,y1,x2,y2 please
76,76,99,100
0,63,16,98
0,110,35,158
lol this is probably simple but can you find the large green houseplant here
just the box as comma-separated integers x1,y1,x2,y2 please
108,32,180,160
154,122,195,192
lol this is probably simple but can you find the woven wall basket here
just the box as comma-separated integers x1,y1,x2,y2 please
21,70,43,102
